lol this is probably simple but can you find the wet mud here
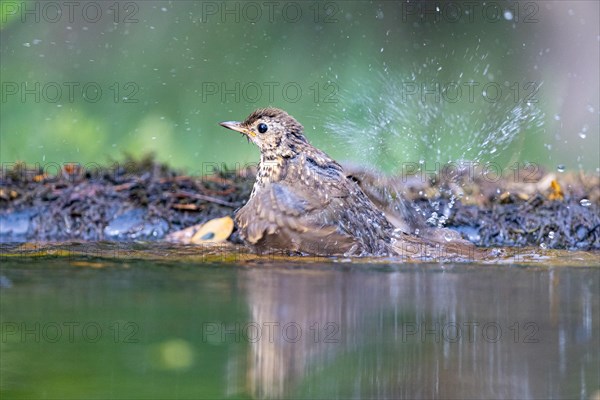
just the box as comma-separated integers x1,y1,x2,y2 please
1,157,598,250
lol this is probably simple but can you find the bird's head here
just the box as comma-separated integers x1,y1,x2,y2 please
219,108,308,154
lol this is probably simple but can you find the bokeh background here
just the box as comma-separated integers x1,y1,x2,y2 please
1,0,598,174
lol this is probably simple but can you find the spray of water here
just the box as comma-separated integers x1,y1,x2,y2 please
325,70,545,171
325,67,546,228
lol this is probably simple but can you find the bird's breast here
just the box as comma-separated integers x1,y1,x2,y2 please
250,155,287,199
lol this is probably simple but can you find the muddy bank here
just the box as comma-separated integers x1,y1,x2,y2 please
1,157,598,250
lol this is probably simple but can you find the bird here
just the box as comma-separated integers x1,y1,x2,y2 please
219,107,476,259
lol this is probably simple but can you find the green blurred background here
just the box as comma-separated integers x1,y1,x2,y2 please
1,0,598,174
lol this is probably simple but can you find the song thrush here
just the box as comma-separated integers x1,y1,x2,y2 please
220,108,475,258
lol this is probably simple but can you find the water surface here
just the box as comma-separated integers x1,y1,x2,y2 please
1,245,598,399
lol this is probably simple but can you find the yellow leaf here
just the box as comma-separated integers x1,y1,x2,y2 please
548,179,564,201
190,216,234,244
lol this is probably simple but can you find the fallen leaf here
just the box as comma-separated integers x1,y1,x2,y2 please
166,216,235,244
191,216,234,244
548,179,564,201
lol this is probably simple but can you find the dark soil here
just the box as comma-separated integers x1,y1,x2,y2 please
1,156,598,250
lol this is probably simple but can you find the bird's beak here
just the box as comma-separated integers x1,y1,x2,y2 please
219,121,256,137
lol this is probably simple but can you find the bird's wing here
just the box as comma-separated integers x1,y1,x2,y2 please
235,181,350,251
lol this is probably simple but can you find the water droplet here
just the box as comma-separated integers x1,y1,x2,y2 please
554,115,561,121
444,232,453,242
548,231,555,239
557,164,566,172
503,10,514,20
540,243,547,249
580,199,592,207
578,132,587,139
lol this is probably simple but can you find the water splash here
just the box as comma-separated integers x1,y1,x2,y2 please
325,66,546,228
325,70,545,170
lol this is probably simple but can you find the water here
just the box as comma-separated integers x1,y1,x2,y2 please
1,244,598,399
323,67,547,230
325,69,546,171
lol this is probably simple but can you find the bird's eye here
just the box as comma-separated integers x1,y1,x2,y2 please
257,123,268,133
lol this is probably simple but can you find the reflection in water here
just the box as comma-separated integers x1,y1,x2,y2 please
239,266,598,399
0,255,597,399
